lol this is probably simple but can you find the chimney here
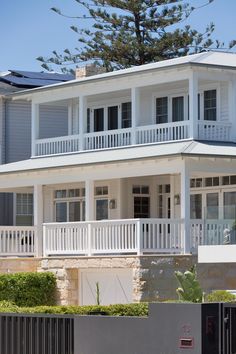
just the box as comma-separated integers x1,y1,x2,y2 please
76,64,106,79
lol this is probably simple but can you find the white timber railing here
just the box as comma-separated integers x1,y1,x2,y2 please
136,121,190,145
43,218,183,256
33,120,233,157
198,121,231,141
84,128,132,151
35,134,80,156
0,226,36,256
190,219,233,252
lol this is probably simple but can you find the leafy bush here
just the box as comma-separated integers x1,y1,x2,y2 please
207,290,236,303
0,302,149,316
0,272,56,307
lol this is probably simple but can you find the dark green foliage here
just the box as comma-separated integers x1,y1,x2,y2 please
0,272,57,307
0,302,149,316
175,265,203,303
207,290,236,303
38,0,235,73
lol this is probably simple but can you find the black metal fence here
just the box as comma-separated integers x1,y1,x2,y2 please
0,314,74,354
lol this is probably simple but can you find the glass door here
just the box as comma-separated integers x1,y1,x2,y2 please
206,193,219,220
108,106,118,130
94,108,104,132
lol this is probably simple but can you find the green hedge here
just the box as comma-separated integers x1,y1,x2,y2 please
0,272,57,307
0,301,148,316
206,290,236,303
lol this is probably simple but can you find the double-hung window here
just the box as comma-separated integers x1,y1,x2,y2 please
16,193,33,226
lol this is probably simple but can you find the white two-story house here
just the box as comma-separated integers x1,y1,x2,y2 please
1,51,236,305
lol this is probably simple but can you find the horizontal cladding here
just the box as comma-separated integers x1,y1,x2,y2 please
5,100,31,163
5,101,69,162
39,105,68,139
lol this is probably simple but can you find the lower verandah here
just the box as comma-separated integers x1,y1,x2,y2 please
0,173,236,257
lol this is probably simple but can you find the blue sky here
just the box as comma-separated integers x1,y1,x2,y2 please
0,0,235,72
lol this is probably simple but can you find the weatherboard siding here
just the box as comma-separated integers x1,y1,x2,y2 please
39,104,68,139
5,100,68,163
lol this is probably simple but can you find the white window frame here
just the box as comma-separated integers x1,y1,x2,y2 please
198,84,220,121
152,84,220,124
54,188,85,222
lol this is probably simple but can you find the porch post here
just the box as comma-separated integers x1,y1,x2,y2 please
189,71,198,139
68,100,73,135
79,95,87,151
85,179,94,221
180,164,191,254
85,180,94,256
31,102,39,157
228,80,236,142
33,184,43,257
131,87,140,145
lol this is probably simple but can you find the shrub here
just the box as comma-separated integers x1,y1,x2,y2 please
0,302,149,316
0,272,56,307
206,290,236,303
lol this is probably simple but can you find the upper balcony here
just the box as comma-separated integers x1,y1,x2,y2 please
16,60,235,159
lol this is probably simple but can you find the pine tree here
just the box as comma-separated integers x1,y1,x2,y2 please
37,0,235,73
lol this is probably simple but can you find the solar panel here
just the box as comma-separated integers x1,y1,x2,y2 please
0,75,69,87
9,70,74,81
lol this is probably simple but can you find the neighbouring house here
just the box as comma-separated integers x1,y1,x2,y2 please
0,69,73,225
1,52,236,305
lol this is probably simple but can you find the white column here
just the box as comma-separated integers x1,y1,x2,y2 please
131,87,140,145
189,71,198,139
228,80,236,142
31,102,39,156
33,184,43,257
85,180,94,221
68,100,73,135
170,174,175,219
74,101,79,134
79,95,87,151
180,164,190,254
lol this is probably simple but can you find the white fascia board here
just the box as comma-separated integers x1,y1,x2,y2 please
27,68,190,105
0,157,184,190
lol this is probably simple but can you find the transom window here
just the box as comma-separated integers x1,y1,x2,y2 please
132,185,149,194
55,189,85,198
191,175,236,188
95,186,108,196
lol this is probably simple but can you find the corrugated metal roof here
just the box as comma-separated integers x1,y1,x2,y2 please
0,140,235,175
10,51,236,99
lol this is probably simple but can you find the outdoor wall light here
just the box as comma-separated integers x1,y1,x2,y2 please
174,194,180,205
109,199,117,209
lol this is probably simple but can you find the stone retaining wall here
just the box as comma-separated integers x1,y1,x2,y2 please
1,255,236,305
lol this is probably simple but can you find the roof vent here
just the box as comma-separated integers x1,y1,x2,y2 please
76,64,106,79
